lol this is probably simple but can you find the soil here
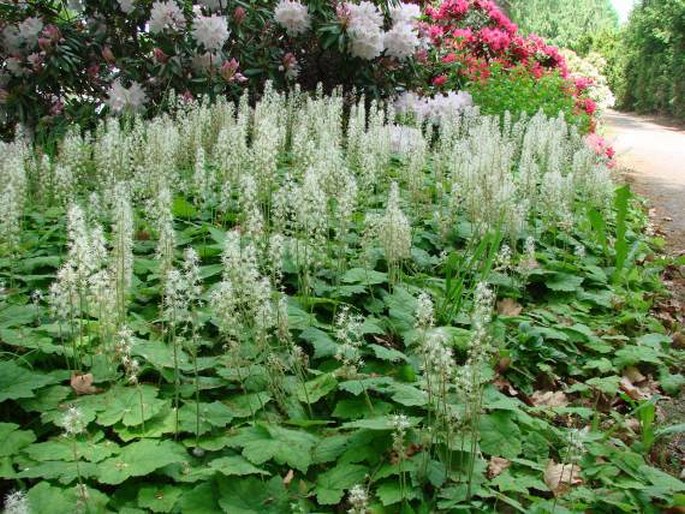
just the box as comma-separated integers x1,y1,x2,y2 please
604,109,685,479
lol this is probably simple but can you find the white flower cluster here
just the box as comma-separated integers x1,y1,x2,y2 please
148,0,186,34
18,17,44,46
343,1,420,60
192,13,229,51
394,90,474,124
3,490,29,514
61,405,87,437
345,1,384,60
117,0,136,14
347,484,369,514
2,16,43,53
105,79,147,113
274,0,311,36
384,22,420,60
370,181,411,264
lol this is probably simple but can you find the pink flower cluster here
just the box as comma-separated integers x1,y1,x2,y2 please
585,133,616,167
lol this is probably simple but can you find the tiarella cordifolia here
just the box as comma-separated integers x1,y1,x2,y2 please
334,306,365,378
3,490,29,514
0,141,27,253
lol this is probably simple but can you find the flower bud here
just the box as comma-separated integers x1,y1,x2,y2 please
233,6,246,25
101,46,115,64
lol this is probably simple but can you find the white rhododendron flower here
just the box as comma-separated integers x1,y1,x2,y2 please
2,26,22,54
349,25,384,59
346,1,383,29
117,0,136,14
106,79,147,113
148,0,186,34
344,1,385,60
18,17,44,47
192,14,229,51
274,0,311,36
383,22,420,59
389,2,421,24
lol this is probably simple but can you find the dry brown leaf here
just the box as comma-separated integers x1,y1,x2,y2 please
619,376,658,401
625,418,641,433
70,373,99,395
544,460,582,496
673,332,685,349
487,457,511,478
283,469,295,487
497,298,523,317
623,366,646,384
530,390,569,408
493,376,519,396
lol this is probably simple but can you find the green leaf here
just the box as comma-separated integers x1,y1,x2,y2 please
315,463,368,504
241,424,318,473
342,416,421,430
24,432,118,463
478,411,522,459
209,455,270,477
369,344,408,363
223,392,272,418
16,459,99,484
137,484,184,513
376,480,419,505
614,345,662,368
544,273,584,292
0,423,35,457
296,373,337,404
586,375,621,395
177,483,220,514
390,384,428,407
98,439,187,485
636,333,671,347
342,267,388,285
0,361,58,402
332,398,394,419
299,327,337,359
88,384,167,427
217,476,289,514
311,434,351,464
134,340,191,370
28,482,110,513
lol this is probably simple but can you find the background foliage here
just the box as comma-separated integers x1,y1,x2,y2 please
503,0,619,53
617,0,685,119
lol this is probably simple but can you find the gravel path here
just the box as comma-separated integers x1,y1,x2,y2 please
605,114,685,471
604,109,685,252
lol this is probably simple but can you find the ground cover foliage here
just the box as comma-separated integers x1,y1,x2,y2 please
0,89,684,512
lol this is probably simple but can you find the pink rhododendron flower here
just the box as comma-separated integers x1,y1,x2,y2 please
432,74,447,86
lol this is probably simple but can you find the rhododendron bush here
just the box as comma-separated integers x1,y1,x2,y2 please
417,0,599,130
0,0,600,139
0,0,424,138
